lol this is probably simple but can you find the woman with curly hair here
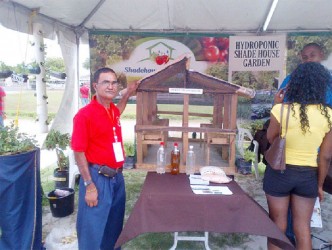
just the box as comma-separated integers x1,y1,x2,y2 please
264,62,332,250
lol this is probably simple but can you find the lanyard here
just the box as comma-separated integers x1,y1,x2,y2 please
104,106,118,143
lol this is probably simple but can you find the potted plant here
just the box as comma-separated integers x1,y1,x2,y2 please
44,129,75,218
0,123,37,155
27,61,41,75
0,123,42,249
236,149,256,175
123,141,136,169
45,129,71,188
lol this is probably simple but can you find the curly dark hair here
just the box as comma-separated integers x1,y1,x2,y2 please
285,62,332,133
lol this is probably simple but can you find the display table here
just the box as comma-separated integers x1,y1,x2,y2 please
116,172,294,249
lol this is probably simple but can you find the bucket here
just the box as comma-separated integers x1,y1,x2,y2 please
47,188,75,218
53,168,69,189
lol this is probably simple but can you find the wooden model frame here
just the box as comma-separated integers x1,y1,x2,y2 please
135,55,254,174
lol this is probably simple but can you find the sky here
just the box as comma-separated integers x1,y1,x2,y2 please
0,25,90,76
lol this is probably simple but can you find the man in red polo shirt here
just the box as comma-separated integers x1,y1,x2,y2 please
0,85,6,127
79,82,90,106
71,67,138,250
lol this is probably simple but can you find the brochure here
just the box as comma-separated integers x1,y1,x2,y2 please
190,185,233,195
189,174,209,185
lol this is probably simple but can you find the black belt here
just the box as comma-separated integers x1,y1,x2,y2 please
90,164,123,178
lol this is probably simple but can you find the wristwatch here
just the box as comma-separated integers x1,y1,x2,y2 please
84,179,93,187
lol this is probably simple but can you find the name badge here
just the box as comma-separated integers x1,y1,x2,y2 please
113,142,124,162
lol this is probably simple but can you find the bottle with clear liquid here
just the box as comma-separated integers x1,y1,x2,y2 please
156,142,166,174
171,142,180,175
186,145,195,175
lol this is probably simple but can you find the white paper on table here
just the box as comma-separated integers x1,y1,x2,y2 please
190,185,233,195
310,197,322,228
189,174,209,185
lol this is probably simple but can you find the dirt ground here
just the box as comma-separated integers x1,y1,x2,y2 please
8,118,332,249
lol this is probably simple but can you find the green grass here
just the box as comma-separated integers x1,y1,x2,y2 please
123,170,146,219
6,89,250,123
5,87,259,127
124,231,250,250
40,164,56,206
6,90,215,121
121,103,214,120
6,90,64,119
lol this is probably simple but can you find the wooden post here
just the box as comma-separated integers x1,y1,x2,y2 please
213,94,224,127
136,92,143,125
217,95,228,161
229,94,238,171
136,132,144,164
151,92,157,121
182,94,189,164
136,92,143,164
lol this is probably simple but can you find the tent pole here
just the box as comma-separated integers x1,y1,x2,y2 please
76,33,80,113
33,22,49,133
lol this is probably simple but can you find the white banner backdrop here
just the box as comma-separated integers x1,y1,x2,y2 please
228,35,286,83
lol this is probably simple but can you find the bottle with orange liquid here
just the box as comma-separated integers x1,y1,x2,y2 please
170,142,180,175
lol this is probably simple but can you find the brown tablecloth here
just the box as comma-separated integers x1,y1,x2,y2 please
116,172,294,249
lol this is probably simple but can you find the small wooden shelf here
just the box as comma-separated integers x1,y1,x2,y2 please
134,55,254,174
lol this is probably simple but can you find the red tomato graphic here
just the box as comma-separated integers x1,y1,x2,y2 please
201,37,217,48
204,45,220,62
162,55,169,63
155,56,164,65
219,49,229,63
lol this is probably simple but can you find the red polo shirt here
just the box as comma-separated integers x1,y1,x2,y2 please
71,96,125,168
0,86,5,115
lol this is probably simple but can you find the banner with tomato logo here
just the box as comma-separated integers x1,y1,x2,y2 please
89,32,332,91
89,33,230,80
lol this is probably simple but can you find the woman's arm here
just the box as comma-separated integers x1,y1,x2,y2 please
318,129,332,201
267,114,280,144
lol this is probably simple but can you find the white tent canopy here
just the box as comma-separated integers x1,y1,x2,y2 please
1,0,332,132
1,0,332,37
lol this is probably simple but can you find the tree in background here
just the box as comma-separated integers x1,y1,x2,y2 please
254,71,279,89
82,58,90,71
11,62,28,75
89,35,136,71
1,57,66,77
0,61,12,71
206,62,228,80
206,63,277,90
45,57,65,73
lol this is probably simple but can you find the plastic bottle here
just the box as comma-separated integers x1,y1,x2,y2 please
156,142,166,174
171,142,180,175
186,145,195,175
